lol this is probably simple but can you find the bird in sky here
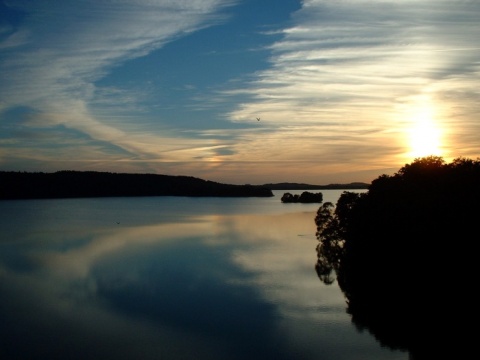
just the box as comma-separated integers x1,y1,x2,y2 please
256,117,260,121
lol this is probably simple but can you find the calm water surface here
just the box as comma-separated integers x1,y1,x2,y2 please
0,190,407,360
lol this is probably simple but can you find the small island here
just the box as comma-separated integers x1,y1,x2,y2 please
280,191,323,203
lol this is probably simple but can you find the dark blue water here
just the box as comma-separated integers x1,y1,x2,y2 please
0,190,407,360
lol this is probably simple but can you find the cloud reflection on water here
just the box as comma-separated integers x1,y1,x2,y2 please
0,197,404,360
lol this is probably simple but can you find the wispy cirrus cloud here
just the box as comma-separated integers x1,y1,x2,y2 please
0,0,237,166
1,0,479,184
223,0,480,181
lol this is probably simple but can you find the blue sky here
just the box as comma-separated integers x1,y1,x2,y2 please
1,0,479,184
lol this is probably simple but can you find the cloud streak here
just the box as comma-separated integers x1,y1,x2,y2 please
1,0,479,184
1,0,236,169
224,0,480,182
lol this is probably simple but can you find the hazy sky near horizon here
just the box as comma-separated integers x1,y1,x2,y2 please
1,0,479,185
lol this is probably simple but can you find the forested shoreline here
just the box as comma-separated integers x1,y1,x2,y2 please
0,170,370,200
314,156,480,358
0,170,274,199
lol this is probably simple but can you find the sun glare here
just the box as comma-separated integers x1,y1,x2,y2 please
407,103,443,159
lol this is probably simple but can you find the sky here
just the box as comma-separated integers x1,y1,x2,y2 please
1,0,479,185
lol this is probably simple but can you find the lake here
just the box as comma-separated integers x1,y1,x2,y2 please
0,190,408,360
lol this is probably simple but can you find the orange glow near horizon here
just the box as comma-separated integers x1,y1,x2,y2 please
405,100,444,160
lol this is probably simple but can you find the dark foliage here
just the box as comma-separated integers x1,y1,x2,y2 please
0,170,274,199
281,191,323,203
314,156,479,358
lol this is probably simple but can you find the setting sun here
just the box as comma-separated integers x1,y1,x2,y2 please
407,103,443,159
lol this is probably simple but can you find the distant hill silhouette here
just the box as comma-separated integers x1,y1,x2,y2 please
263,182,369,190
0,171,273,199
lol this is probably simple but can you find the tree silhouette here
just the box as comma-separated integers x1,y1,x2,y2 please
281,191,323,203
0,171,274,199
315,156,479,358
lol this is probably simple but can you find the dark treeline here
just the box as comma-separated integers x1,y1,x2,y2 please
0,170,274,199
314,156,479,359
